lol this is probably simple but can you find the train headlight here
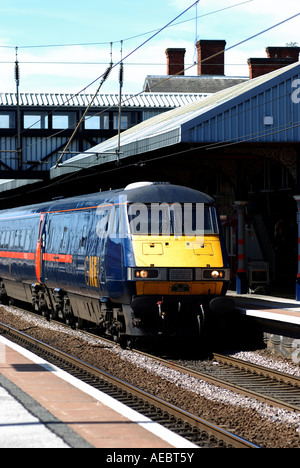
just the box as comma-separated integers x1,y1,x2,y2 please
203,269,225,279
135,270,148,278
134,269,158,279
211,270,220,278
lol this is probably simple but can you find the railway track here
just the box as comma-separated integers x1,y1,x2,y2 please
136,350,300,413
0,321,260,449
211,353,300,412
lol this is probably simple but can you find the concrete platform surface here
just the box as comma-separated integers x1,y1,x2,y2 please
0,335,196,449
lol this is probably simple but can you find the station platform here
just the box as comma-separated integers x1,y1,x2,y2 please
227,290,300,327
0,335,196,449
226,290,300,363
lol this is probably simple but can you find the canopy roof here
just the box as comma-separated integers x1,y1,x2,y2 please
51,62,300,179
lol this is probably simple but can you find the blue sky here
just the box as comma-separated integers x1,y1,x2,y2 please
0,0,299,95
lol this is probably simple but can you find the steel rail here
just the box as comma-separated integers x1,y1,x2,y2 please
1,304,298,413
212,353,300,387
131,349,300,413
0,321,260,448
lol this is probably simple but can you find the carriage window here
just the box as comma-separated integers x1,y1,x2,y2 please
108,205,120,237
48,227,55,252
24,230,32,251
79,225,87,250
20,230,26,250
96,208,110,237
4,231,10,249
60,226,68,252
14,230,21,249
8,231,15,249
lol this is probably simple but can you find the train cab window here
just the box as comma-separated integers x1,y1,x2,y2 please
127,203,219,236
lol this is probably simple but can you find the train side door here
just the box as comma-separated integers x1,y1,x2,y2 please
35,213,47,284
105,204,124,297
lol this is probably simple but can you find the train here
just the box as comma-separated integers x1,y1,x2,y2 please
0,182,230,346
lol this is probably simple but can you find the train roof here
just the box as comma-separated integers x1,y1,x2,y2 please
0,182,214,218
123,182,214,204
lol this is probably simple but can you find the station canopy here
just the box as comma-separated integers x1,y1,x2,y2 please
51,61,300,179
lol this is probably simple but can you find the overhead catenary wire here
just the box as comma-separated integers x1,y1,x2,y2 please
5,7,300,162
0,0,271,138
54,62,113,168
1,4,300,202
1,110,300,203
50,72,300,178
54,0,201,168
1,5,299,171
61,119,300,175
0,0,253,50
116,41,124,165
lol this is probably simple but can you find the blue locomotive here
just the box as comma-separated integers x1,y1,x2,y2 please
0,182,230,344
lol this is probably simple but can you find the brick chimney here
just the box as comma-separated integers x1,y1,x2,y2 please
248,57,295,79
196,40,226,75
266,46,300,61
248,45,300,79
165,48,186,76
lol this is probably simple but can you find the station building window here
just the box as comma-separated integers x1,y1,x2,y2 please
113,111,141,131
52,112,76,129
0,112,15,129
84,112,109,130
24,113,49,129
113,113,129,130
